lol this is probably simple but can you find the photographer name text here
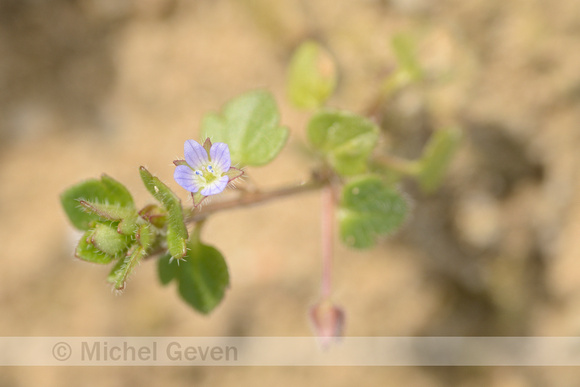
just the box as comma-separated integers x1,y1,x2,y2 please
79,341,238,362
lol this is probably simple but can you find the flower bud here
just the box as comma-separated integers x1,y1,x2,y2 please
309,299,345,349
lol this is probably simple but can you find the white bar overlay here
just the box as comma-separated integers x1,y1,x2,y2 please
2,337,580,366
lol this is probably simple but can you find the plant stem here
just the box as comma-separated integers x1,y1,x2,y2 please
190,218,206,243
321,185,334,298
186,177,327,223
374,153,421,176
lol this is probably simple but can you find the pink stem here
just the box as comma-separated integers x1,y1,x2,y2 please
321,185,334,298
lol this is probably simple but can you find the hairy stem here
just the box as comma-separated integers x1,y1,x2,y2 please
186,176,328,223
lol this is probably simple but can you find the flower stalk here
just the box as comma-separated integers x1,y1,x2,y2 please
308,184,345,348
321,184,334,298
186,170,330,223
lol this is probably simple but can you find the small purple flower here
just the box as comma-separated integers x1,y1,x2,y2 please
174,138,243,206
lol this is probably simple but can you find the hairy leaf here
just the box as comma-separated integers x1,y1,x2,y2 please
201,90,289,166
61,175,135,231
108,244,147,291
139,167,188,260
308,110,379,176
338,176,408,248
90,223,132,256
75,230,115,264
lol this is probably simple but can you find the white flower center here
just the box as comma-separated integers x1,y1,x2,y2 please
194,163,221,184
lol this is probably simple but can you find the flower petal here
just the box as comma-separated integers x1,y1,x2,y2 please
209,142,231,172
184,140,208,169
174,165,201,192
200,175,228,196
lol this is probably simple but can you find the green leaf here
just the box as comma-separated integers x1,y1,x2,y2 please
167,227,187,260
418,127,461,193
338,176,408,249
61,175,135,231
391,33,422,82
90,223,132,256
307,110,379,176
107,223,154,290
117,212,139,236
139,167,182,216
287,40,337,110
107,244,147,291
78,200,135,221
201,90,289,166
78,201,139,235
177,241,229,314
75,230,115,264
136,223,154,251
139,167,188,260
158,254,178,286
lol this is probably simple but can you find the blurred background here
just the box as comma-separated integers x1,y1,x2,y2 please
1,0,580,385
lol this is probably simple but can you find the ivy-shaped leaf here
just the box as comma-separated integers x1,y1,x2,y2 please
201,90,289,166
158,254,178,286
338,176,408,249
177,240,229,314
61,175,135,231
157,240,230,314
308,110,379,176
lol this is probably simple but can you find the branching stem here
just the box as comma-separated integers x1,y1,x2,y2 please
185,173,329,223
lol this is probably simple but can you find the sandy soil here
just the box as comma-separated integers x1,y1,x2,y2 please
1,0,580,385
